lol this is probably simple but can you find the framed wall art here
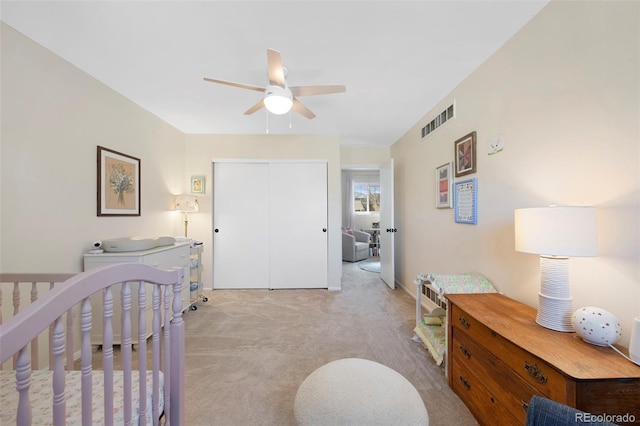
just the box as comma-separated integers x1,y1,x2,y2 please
191,176,205,194
97,146,140,216
454,131,477,177
454,178,477,224
435,162,453,209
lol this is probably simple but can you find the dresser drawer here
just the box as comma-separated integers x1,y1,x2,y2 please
451,357,520,426
451,304,567,400
453,328,540,424
143,247,189,269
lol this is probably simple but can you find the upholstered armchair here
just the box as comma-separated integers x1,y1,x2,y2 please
342,230,371,262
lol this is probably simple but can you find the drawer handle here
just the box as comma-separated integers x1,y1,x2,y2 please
524,362,547,384
458,316,470,329
458,344,471,359
459,376,471,391
521,401,529,412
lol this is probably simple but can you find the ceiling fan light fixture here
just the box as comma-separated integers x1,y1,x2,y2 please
264,85,293,115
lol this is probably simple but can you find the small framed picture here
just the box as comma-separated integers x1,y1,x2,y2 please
435,162,453,209
191,176,205,194
454,178,478,224
454,131,477,177
97,146,140,216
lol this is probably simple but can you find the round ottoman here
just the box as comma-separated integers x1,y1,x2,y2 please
294,358,429,426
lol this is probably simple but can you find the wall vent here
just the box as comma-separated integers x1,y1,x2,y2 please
421,101,455,139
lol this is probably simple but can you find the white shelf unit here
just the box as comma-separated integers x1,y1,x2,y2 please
83,242,191,345
188,244,207,310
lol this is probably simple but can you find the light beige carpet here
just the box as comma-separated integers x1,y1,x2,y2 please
180,261,478,426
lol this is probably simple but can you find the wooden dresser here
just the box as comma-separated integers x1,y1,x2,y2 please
447,293,640,425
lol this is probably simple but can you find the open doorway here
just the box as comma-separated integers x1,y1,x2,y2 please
341,161,395,289
341,169,381,236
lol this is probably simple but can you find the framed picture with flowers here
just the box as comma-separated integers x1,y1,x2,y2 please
97,146,140,216
454,131,476,177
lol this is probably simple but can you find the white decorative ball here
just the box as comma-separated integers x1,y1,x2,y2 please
572,307,622,346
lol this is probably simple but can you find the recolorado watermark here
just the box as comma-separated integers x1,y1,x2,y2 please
576,412,636,423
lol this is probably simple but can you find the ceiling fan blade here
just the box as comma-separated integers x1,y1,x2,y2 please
203,77,265,93
292,98,316,119
267,48,286,88
290,85,346,97
244,99,265,115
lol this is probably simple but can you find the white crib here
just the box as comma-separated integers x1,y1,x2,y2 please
0,263,186,425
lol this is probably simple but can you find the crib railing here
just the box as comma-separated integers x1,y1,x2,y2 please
0,263,185,426
0,273,76,371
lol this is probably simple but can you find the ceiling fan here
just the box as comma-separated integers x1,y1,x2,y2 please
204,48,346,119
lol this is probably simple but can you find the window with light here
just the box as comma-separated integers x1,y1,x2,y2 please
354,183,380,213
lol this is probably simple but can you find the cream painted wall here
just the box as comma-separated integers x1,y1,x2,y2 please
1,23,186,273
341,146,390,168
391,1,640,346
183,134,343,290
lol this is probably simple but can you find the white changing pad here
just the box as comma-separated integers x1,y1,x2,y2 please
0,370,164,425
102,236,176,252
415,272,497,300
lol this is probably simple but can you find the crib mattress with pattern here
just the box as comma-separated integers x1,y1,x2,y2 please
0,369,164,425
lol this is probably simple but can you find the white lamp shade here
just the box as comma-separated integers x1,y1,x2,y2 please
514,206,597,257
175,195,199,213
264,85,293,115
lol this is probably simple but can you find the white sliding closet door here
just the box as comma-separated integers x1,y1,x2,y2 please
213,161,328,290
213,162,270,289
269,162,328,289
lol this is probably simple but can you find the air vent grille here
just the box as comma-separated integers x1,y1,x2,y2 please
421,101,455,138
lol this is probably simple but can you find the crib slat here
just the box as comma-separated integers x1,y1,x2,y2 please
138,281,148,423
66,309,74,371
122,281,133,426
13,283,20,368
52,316,66,425
13,282,20,317
103,285,114,426
163,285,172,425
15,347,32,424
49,282,54,370
170,280,185,426
152,284,161,425
30,283,40,370
80,297,93,426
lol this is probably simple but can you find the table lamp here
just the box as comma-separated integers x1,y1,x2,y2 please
514,206,597,332
175,194,199,237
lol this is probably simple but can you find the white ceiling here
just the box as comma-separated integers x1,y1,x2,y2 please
1,1,549,146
